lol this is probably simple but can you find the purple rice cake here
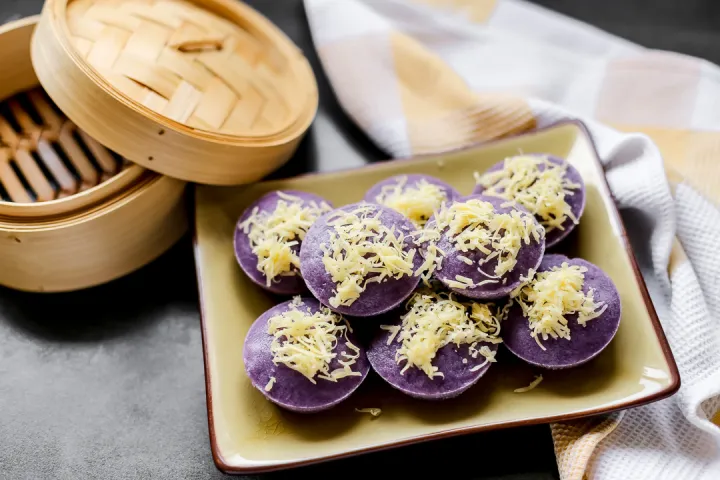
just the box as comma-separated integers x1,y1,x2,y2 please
367,287,502,400
243,297,370,413
416,194,545,299
503,254,621,369
235,190,332,295
300,202,422,316
473,154,585,248
364,174,460,228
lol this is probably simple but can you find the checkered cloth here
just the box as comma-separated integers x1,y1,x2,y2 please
303,0,720,478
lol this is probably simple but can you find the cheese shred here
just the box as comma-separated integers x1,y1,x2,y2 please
239,193,331,286
381,287,502,379
355,408,382,417
476,155,580,232
512,262,608,350
514,375,543,393
375,176,449,227
413,198,543,286
264,376,276,392
322,205,417,308
267,300,361,384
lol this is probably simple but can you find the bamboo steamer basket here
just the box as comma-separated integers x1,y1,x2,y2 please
31,0,319,185
0,16,145,218
0,16,187,292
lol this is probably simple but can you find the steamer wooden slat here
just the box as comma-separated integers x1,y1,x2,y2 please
56,125,100,184
8,99,37,133
0,118,19,149
36,139,78,194
0,153,32,203
0,85,143,212
29,90,64,132
78,130,119,173
13,149,55,201
0,77,142,207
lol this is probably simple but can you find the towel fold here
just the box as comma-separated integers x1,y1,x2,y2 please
303,0,720,478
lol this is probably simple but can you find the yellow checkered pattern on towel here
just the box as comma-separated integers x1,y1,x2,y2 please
307,0,720,477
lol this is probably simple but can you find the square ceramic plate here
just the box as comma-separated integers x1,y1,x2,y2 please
194,121,680,474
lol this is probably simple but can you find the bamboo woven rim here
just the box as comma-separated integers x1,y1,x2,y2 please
0,17,146,218
61,0,314,140
0,171,155,229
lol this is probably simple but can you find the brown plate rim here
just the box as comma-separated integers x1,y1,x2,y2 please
192,119,681,475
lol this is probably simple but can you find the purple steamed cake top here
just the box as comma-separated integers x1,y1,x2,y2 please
243,297,370,413
367,303,499,400
503,254,621,370
234,190,332,295
432,194,545,300
299,202,422,317
363,174,461,225
473,154,586,248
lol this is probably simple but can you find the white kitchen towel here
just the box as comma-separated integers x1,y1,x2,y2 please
303,0,720,478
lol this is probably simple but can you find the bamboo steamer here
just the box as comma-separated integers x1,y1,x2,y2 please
0,16,145,218
0,174,187,292
31,0,319,185
0,17,187,292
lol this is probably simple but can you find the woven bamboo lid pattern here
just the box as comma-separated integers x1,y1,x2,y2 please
0,88,129,203
66,0,305,136
32,0,319,185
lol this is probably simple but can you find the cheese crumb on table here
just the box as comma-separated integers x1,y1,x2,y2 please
355,407,382,417
514,374,543,393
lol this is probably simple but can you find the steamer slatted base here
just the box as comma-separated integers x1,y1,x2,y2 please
67,0,305,136
0,88,127,204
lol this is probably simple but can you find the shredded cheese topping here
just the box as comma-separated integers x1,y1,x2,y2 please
322,205,417,308
513,262,608,350
414,198,543,287
381,287,502,379
475,155,581,232
355,407,382,417
239,192,331,286
514,375,543,393
374,176,449,227
267,300,361,384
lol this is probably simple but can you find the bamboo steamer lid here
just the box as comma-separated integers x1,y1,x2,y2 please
31,0,319,185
